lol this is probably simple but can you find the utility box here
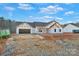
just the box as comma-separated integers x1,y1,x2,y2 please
0,29,10,38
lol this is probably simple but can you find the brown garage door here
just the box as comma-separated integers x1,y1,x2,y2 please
19,29,31,34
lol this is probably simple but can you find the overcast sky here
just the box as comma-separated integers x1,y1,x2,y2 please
0,3,79,24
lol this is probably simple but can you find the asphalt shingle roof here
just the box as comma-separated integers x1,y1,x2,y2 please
16,22,49,27
62,23,79,28
16,21,79,28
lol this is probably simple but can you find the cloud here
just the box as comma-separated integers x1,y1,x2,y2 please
29,16,33,18
29,15,53,19
28,16,63,22
4,6,15,11
4,6,15,18
18,3,34,10
65,11,75,15
43,16,53,19
40,5,64,14
55,17,63,20
28,16,53,22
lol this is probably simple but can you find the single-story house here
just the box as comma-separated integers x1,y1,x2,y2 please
16,21,62,34
16,21,79,34
63,23,79,33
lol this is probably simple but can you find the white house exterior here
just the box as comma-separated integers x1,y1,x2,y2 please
16,21,62,34
16,21,79,34
63,24,79,33
16,23,33,34
46,22,62,33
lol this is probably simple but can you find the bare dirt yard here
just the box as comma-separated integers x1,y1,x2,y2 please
1,33,79,56
0,39,7,55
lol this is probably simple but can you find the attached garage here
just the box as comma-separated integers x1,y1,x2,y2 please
19,29,31,34
16,23,32,34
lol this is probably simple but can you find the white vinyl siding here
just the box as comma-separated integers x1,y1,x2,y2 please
63,24,79,32
48,28,62,33
16,23,33,34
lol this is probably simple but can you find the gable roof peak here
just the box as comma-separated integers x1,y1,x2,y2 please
48,20,58,24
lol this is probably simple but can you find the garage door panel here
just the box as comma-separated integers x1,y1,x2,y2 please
19,29,31,34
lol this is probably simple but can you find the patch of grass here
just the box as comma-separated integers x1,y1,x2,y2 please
0,35,11,40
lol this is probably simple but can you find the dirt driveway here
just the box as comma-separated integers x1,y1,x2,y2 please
1,34,79,56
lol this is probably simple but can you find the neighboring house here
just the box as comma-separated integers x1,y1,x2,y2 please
63,23,79,33
16,21,62,34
